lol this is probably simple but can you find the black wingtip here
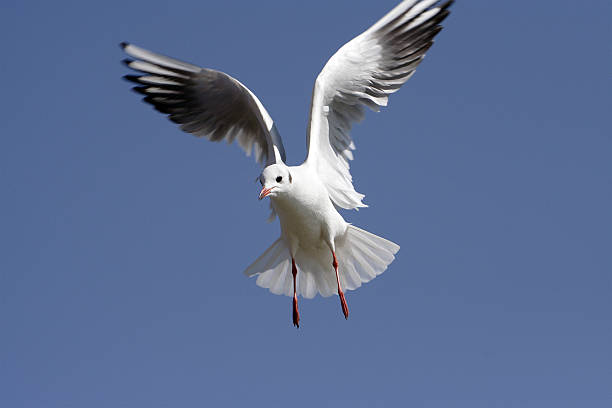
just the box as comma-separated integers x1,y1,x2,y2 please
440,0,454,11
131,86,148,95
121,58,134,68
123,74,141,84
120,41,129,50
437,9,451,23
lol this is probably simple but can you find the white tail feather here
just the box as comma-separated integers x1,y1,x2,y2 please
244,225,399,299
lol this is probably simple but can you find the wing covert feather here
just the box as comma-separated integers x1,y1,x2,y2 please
121,43,286,166
307,0,452,209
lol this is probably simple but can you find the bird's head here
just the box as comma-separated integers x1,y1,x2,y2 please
258,164,292,200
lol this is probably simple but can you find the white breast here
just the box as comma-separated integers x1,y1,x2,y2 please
271,165,347,254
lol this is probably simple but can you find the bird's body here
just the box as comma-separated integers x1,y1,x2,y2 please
271,164,346,254
121,0,453,326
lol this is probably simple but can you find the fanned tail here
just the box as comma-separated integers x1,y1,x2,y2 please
333,225,400,294
244,225,399,298
243,238,292,296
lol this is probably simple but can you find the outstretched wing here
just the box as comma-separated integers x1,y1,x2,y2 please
306,0,452,209
121,43,286,166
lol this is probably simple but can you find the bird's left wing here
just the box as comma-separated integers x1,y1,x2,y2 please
121,42,286,166
306,0,452,209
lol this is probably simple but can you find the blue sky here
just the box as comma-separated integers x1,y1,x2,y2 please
1,0,610,407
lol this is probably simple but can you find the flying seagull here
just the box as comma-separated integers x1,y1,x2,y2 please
121,0,453,327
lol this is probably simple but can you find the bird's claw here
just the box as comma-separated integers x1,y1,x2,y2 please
292,294,300,328
339,290,349,320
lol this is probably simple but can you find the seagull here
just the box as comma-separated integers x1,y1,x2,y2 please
121,0,452,327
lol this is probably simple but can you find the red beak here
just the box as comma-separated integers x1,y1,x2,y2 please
259,186,274,200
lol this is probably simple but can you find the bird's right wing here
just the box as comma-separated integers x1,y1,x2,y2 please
121,43,286,166
306,0,452,209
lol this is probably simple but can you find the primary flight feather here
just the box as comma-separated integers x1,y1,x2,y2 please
121,0,453,327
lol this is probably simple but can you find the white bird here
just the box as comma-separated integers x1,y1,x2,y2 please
121,0,453,327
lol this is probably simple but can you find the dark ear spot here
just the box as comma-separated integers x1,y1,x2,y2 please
288,171,293,183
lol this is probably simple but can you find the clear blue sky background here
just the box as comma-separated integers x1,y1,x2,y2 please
1,1,610,407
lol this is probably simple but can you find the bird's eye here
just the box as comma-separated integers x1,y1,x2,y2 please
276,176,282,183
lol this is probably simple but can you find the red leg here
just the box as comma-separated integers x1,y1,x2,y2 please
292,258,300,328
333,251,349,319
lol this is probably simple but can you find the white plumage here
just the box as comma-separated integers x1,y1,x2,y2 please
121,0,452,326
246,225,400,299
